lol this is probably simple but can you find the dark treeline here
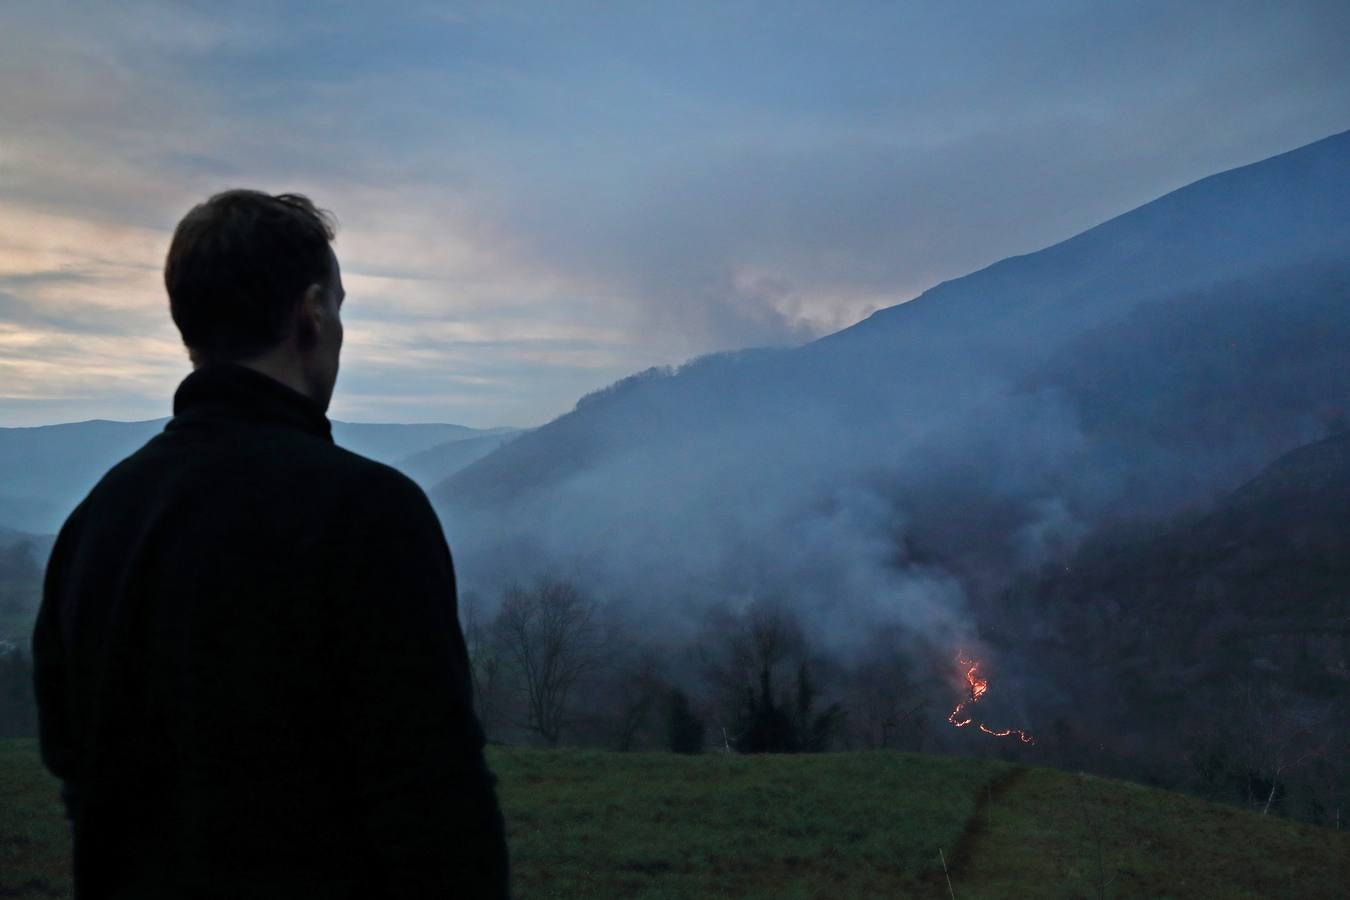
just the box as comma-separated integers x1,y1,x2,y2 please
460,568,1347,830
2,545,1342,830
0,538,41,738
462,579,938,757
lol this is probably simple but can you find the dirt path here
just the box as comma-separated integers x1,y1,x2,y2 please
920,765,1029,897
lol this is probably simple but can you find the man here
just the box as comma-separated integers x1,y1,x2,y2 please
32,190,511,898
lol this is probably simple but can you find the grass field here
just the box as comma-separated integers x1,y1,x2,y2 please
3,738,1347,898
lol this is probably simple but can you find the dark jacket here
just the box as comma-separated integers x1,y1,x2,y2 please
32,362,510,899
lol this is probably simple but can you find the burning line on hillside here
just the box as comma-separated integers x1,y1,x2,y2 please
947,654,1034,744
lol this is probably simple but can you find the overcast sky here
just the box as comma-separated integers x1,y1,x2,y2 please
1,1,1347,428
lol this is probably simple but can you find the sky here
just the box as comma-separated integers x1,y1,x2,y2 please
1,1,1347,428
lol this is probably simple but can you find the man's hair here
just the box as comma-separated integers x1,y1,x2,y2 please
165,189,338,363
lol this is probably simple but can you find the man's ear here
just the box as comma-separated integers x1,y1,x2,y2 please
296,283,325,350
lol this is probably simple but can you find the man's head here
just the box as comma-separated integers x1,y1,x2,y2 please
165,189,346,412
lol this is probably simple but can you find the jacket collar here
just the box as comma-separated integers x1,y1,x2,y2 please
168,362,334,443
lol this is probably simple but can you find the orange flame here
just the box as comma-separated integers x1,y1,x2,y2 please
947,654,1033,744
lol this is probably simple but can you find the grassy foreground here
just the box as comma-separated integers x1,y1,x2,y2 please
3,738,1347,898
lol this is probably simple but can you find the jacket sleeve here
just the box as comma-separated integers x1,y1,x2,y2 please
31,500,86,821
327,471,510,898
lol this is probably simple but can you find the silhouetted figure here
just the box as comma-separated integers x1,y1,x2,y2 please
32,190,510,898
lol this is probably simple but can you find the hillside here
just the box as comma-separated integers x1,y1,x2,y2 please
1007,426,1350,691
433,129,1350,640
888,259,1350,597
3,739,1346,898
996,428,1350,809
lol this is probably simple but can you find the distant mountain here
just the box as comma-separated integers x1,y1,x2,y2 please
0,415,506,534
330,421,486,465
0,419,164,537
435,129,1350,641
397,430,522,494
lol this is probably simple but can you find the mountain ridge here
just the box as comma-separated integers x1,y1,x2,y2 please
439,128,1350,511
827,126,1350,345
433,128,1350,649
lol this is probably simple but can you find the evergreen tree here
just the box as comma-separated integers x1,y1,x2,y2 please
666,688,705,754
735,667,798,753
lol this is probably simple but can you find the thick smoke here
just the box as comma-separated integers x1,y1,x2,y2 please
439,134,1350,667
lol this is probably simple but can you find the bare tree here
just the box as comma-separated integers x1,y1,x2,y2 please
492,577,607,746
460,591,507,742
607,651,667,751
1231,677,1331,816
746,597,807,675
843,625,931,751
1305,720,1349,828
698,595,806,722
848,659,929,750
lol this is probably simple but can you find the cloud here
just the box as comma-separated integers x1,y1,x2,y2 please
1,0,1348,426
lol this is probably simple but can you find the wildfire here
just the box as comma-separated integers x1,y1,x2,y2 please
947,655,1034,744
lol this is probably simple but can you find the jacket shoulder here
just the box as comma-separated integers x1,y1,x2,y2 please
327,447,441,521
